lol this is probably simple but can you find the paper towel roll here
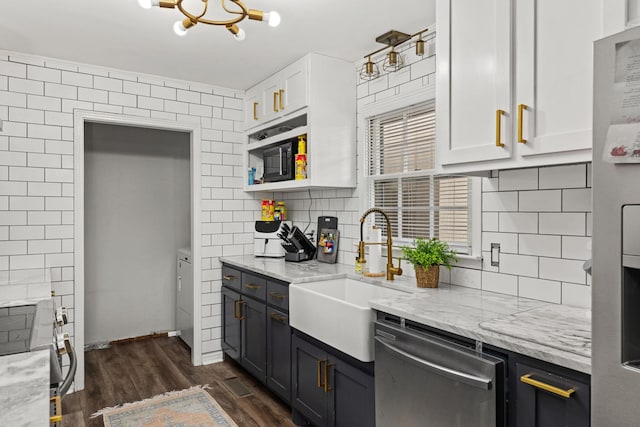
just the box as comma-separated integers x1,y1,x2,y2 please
368,226,383,274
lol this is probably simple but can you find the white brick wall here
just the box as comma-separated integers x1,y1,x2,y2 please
0,50,247,359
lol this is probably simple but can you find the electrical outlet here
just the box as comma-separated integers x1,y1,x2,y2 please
490,243,500,267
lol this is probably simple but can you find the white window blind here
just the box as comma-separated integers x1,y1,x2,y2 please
366,102,472,254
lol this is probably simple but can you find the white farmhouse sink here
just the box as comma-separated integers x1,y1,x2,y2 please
289,278,409,362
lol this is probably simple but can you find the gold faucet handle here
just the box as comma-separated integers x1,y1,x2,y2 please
392,257,403,276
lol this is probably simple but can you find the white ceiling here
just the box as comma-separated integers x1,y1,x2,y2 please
0,1,435,91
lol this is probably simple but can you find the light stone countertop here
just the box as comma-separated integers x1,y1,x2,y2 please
221,255,592,374
0,349,50,427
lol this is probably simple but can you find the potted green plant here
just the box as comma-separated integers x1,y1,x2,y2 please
401,238,458,288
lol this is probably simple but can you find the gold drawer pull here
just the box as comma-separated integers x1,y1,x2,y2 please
273,92,279,112
270,312,288,322
253,101,258,121
223,275,236,281
279,89,285,110
520,374,575,398
237,300,246,320
317,359,326,388
233,300,239,319
269,291,287,300
496,109,505,147
324,362,334,392
245,283,261,290
517,104,527,143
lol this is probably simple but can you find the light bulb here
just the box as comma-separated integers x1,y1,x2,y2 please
173,20,188,36
264,11,281,27
233,27,246,41
138,0,158,9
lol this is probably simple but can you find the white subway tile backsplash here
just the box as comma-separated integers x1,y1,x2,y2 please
9,77,44,95
61,71,93,88
44,82,77,99
27,66,61,84
562,236,591,260
28,211,61,225
561,283,591,308
483,191,518,212
539,257,586,284
519,234,561,257
0,241,27,256
78,87,107,103
28,239,61,254
0,91,27,108
481,271,518,295
0,60,27,78
9,254,44,270
519,277,561,303
562,188,592,212
450,267,481,289
539,212,586,236
27,94,61,111
10,225,44,240
539,164,586,189
498,212,538,233
499,253,538,277
519,190,561,212
499,168,538,191
93,76,122,92
9,196,44,210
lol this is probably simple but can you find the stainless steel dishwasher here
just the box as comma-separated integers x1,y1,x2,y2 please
375,315,506,427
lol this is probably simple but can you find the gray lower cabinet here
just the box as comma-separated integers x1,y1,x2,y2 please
221,286,241,361
267,306,291,404
241,296,267,380
292,332,375,427
514,361,590,427
221,263,292,404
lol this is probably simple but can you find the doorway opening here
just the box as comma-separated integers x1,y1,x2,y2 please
73,111,202,391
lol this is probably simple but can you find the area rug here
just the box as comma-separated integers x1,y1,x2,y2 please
93,385,238,427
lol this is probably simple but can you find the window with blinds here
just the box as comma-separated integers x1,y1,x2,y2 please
366,102,473,254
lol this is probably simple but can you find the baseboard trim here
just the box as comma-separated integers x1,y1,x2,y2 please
201,350,224,365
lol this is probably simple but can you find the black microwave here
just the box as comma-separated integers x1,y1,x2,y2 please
263,137,298,182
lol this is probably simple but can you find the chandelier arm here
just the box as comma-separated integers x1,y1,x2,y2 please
175,0,203,22
221,0,248,16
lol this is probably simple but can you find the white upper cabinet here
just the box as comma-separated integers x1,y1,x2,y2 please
243,53,356,192
436,0,514,167
436,0,601,174
245,57,309,131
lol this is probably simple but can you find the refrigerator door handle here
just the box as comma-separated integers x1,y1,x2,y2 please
375,335,492,390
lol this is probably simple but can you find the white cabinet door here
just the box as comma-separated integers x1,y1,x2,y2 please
516,0,600,158
244,88,262,130
437,0,513,167
282,58,308,116
261,76,282,124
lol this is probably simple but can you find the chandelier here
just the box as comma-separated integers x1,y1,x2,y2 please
138,0,281,41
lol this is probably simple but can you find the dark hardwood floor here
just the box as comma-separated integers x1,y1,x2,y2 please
61,337,297,427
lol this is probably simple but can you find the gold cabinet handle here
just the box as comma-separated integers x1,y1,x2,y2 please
270,312,288,322
324,362,334,392
518,104,527,143
273,92,279,112
233,300,238,319
237,300,246,321
253,101,258,121
520,374,575,398
496,109,505,147
223,275,236,281
268,291,287,300
279,89,284,111
245,283,261,290
317,359,326,388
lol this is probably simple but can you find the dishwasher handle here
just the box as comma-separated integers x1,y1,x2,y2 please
375,335,492,390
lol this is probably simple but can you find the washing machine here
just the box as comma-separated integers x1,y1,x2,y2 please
176,248,193,349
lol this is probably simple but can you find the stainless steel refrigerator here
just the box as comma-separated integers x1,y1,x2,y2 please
593,25,640,425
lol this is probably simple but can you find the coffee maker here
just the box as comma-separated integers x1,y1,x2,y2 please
254,221,290,257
